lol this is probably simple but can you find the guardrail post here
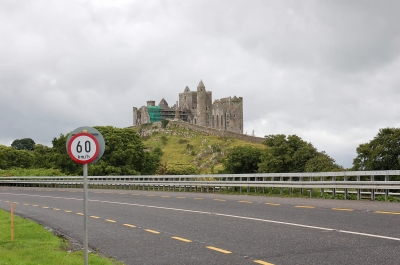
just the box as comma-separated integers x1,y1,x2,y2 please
357,175,361,200
344,175,348,200
263,177,266,194
371,175,375,201
269,177,273,194
321,175,324,197
332,176,336,197
299,177,303,195
289,176,293,195
385,174,389,200
247,177,250,194
280,177,283,195
309,176,313,197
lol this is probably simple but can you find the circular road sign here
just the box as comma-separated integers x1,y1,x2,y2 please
66,126,105,165
67,132,99,164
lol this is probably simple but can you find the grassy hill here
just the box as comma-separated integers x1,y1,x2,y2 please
130,123,265,174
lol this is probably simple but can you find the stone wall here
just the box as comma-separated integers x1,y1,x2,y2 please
166,120,265,144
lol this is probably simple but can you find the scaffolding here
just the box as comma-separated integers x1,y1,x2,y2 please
147,106,162,122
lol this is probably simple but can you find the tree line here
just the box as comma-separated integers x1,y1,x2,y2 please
1,127,400,176
223,128,400,174
0,126,162,176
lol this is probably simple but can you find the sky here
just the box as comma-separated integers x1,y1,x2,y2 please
1,0,400,169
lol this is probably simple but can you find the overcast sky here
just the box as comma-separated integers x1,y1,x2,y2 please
1,0,399,168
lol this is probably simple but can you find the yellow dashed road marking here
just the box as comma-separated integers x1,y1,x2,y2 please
76,213,84,216
146,195,155,197
295,205,315,209
332,208,353,211
206,246,232,254
53,208,60,211
13,202,19,204
238,201,253,204
214,199,226,202
193,198,204,200
119,193,126,195
375,211,400,215
172,236,192,243
23,203,29,206
90,216,100,219
132,194,140,196
161,196,170,198
254,260,275,265
123,224,136,228
42,206,49,209
32,204,38,207
5,201,10,203
94,192,102,193
64,210,72,213
265,202,280,206
176,196,186,199
105,219,116,223
145,229,160,234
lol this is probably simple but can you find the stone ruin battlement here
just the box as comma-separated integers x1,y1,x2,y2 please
132,80,244,134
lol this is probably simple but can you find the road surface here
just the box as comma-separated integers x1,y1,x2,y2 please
1,187,399,265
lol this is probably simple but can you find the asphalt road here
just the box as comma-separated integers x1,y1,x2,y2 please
1,187,400,265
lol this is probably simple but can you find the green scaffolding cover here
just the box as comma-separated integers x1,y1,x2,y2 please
148,106,162,122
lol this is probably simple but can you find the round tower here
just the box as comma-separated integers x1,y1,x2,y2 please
196,80,207,126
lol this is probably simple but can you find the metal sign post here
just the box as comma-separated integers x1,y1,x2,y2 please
66,127,105,265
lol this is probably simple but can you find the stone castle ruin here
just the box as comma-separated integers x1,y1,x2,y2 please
133,80,243,134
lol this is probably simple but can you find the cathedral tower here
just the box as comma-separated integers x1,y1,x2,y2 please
196,80,212,126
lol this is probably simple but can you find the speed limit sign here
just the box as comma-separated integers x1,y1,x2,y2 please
67,132,99,164
65,126,104,265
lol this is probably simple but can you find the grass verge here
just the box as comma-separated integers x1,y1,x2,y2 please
0,208,122,265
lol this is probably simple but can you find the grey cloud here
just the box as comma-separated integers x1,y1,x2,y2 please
1,0,400,169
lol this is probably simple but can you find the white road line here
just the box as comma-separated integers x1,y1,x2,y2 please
2,192,400,242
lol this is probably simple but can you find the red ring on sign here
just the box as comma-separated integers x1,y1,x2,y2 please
67,132,100,164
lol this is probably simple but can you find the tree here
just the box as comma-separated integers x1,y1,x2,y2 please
51,134,81,175
305,152,342,172
11,138,36,151
50,126,162,176
353,128,400,170
0,145,35,169
258,134,321,173
87,126,162,176
223,146,262,174
33,144,55,169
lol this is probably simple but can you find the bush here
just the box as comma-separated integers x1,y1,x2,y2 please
158,163,199,175
1,168,66,176
161,119,169,129
376,195,400,202
178,138,189,144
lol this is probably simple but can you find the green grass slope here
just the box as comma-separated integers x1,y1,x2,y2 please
131,123,265,174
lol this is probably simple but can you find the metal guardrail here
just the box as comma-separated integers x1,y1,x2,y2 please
1,170,400,201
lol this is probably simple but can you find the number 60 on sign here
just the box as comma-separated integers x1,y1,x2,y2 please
67,133,99,164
